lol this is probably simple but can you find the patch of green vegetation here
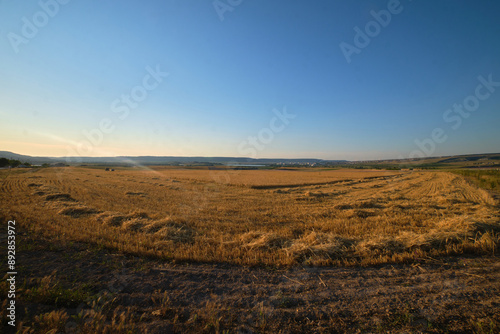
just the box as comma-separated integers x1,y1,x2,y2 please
470,317,498,334
22,280,95,308
375,310,416,333
17,239,37,252
272,290,301,308
452,169,500,191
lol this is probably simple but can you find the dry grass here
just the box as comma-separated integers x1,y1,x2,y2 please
143,166,402,187
1,167,499,266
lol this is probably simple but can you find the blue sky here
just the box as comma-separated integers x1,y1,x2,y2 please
1,0,499,160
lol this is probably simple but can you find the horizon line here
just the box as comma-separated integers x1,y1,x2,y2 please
2,150,500,163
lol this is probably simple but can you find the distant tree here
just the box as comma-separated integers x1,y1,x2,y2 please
23,162,31,167
42,163,50,168
0,158,9,167
9,159,21,167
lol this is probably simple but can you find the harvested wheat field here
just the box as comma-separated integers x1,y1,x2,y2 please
1,167,499,333
2,167,498,266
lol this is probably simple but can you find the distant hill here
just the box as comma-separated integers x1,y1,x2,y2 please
344,152,500,169
0,151,60,164
1,150,499,168
0,151,346,166
436,153,500,164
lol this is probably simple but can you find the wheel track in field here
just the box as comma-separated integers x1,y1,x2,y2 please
1,176,26,194
391,172,448,199
391,172,496,207
400,173,441,198
0,178,13,193
291,173,410,199
325,172,417,201
448,173,495,205
351,172,415,195
246,173,407,190
302,171,495,212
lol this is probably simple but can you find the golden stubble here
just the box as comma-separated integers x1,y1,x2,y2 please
1,167,498,266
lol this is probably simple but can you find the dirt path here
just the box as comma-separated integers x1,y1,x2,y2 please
8,232,500,333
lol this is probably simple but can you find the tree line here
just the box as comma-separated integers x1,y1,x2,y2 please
0,158,32,168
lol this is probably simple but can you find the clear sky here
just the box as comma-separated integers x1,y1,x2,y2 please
1,0,499,160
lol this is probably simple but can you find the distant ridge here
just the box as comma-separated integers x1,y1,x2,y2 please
0,151,346,165
1,151,499,166
0,151,60,164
